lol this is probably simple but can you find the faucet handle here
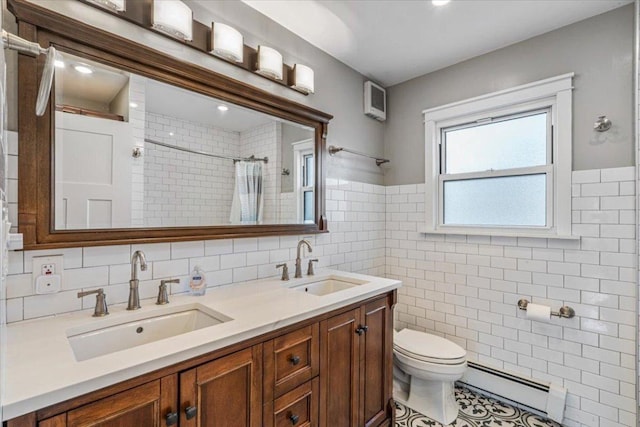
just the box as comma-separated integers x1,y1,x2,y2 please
307,259,319,276
276,263,289,281
77,288,109,317
157,279,179,305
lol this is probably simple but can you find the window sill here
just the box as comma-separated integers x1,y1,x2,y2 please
418,227,580,240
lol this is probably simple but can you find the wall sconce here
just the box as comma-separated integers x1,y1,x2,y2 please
211,22,243,63
256,45,283,80
152,0,193,41
85,0,125,12
291,64,314,94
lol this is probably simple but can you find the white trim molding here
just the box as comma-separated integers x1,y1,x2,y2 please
423,73,574,239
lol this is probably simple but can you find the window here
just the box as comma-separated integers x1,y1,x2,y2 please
293,139,314,223
423,74,573,238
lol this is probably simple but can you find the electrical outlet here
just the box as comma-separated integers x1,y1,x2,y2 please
32,255,64,293
36,275,61,294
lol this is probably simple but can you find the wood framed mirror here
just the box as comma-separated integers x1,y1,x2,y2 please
10,0,332,250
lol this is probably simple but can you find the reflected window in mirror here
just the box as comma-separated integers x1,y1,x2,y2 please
53,51,316,230
292,139,314,224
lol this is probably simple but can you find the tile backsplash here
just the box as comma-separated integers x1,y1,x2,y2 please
5,178,386,322
389,166,636,427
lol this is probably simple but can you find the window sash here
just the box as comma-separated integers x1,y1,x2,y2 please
441,107,553,175
438,165,553,229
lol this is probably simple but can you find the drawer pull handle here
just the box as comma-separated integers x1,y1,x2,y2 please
289,413,300,425
185,406,197,420
289,355,301,366
355,325,368,335
165,412,178,426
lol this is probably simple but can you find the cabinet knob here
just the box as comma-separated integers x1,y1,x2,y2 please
165,412,178,426
289,413,300,425
288,355,301,366
185,406,197,420
355,325,368,335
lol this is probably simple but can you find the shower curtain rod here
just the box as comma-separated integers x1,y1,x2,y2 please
144,139,269,163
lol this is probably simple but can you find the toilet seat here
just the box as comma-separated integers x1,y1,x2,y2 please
394,329,466,365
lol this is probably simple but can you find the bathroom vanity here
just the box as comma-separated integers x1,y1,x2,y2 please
3,271,399,427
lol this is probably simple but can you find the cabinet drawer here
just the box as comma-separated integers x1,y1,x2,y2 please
264,323,319,399
265,378,319,427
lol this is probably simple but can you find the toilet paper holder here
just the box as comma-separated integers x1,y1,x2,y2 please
517,299,575,319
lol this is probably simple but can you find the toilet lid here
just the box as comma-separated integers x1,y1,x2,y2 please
394,329,466,364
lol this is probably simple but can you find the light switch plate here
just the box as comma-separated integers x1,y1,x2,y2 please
32,255,64,292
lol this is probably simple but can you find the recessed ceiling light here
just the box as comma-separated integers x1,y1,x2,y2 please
74,65,93,74
432,0,450,5
54,60,65,68
217,105,229,112
129,102,138,108
169,131,174,136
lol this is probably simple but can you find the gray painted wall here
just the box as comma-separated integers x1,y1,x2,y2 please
4,0,386,184
384,5,634,185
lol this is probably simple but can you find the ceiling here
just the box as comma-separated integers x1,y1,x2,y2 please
55,51,276,132
240,0,632,87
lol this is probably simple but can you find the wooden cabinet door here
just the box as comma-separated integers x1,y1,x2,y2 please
319,308,360,427
61,380,171,427
360,297,393,427
180,345,263,427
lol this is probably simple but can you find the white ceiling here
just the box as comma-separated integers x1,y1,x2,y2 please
145,79,273,132
241,0,632,87
55,52,275,132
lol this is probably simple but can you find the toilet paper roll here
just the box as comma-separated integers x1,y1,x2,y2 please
526,303,551,322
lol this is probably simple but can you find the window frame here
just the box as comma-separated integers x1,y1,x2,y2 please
293,139,315,224
423,73,574,238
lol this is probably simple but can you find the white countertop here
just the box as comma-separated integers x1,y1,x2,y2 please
2,270,401,420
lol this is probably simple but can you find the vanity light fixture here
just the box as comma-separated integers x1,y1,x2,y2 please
211,23,244,63
152,0,193,41
256,46,283,80
291,64,314,95
217,105,229,112
74,65,93,74
85,0,125,12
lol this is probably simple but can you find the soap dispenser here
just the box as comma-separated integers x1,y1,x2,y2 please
189,266,206,296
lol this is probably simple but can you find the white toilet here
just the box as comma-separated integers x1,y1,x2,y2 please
393,328,467,425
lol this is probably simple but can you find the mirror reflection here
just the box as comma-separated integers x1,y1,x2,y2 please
53,51,314,230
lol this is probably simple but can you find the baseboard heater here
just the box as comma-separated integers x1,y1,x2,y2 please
459,361,567,424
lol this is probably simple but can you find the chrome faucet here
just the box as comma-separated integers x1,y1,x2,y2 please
127,250,148,310
295,239,313,278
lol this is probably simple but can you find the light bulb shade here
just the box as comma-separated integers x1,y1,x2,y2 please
152,0,193,41
256,45,283,80
85,0,126,12
292,64,314,94
211,23,244,63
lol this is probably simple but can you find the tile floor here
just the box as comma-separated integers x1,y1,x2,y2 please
395,386,562,427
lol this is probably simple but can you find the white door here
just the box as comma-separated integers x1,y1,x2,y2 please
55,112,133,229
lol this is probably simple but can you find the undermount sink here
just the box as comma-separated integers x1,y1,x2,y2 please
67,304,232,361
291,275,369,296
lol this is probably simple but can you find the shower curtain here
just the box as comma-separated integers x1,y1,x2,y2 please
230,161,264,224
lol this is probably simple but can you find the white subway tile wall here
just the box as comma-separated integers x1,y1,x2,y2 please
388,166,637,427
5,179,386,323
143,112,238,226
